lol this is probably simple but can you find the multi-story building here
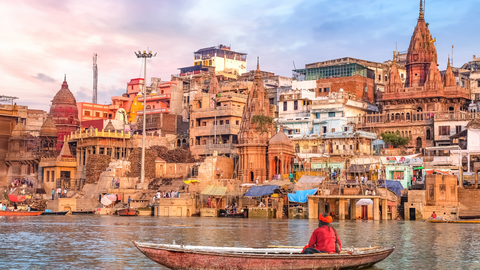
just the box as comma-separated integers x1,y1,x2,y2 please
348,3,470,152
193,45,247,76
460,55,480,111
189,75,250,157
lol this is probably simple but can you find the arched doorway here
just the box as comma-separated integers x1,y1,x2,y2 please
416,137,422,152
426,129,431,140
250,171,254,182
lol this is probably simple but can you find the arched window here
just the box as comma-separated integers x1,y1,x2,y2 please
449,106,454,112
409,131,412,139
295,144,300,153
406,113,411,120
426,129,431,140
146,105,151,109
401,131,405,137
417,107,423,112
395,113,400,120
391,114,394,120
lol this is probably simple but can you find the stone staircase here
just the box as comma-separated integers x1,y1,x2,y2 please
458,189,480,218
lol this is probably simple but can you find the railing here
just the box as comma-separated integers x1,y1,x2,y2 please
193,143,235,150
137,94,171,102
137,107,171,115
347,112,435,126
434,112,480,121
55,178,85,191
66,129,131,141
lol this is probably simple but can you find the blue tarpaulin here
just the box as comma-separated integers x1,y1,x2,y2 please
288,188,318,203
245,185,279,197
381,180,404,197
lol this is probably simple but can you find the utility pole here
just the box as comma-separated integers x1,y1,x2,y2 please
135,50,156,184
93,53,98,104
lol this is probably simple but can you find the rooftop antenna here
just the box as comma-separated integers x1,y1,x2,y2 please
451,45,454,67
292,61,296,70
93,53,98,104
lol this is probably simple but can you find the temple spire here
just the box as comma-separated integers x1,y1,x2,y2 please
64,74,66,81
419,0,424,19
393,51,396,64
256,56,259,70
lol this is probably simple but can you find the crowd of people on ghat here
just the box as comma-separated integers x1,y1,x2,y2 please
154,190,180,200
50,187,69,200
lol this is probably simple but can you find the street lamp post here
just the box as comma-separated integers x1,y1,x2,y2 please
135,50,156,184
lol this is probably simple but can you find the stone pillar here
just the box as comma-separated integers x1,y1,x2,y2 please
319,199,325,215
373,198,380,221
382,199,388,220
338,199,345,220
111,147,115,159
476,170,479,189
308,196,319,219
350,199,356,220
96,145,100,155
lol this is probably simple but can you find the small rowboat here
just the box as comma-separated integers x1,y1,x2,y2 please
0,211,42,216
219,212,247,218
71,211,95,215
133,242,394,270
41,211,69,216
118,208,139,216
428,219,480,223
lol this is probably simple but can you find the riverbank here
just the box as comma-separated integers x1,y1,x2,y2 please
1,216,479,269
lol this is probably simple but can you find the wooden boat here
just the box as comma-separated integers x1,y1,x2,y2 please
0,211,42,216
219,211,247,218
459,215,480,220
41,211,69,215
428,219,480,223
118,208,139,216
71,210,95,215
133,241,394,270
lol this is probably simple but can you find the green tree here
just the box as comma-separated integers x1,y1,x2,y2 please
251,115,274,134
381,131,410,147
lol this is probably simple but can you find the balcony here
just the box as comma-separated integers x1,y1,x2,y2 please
381,86,470,101
216,92,247,103
434,112,480,121
347,112,435,128
137,107,171,116
191,124,240,136
191,106,244,118
66,129,130,142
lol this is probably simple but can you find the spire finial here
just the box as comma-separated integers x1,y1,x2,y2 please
393,51,396,64
64,74,66,81
256,56,259,70
448,54,451,67
419,0,424,19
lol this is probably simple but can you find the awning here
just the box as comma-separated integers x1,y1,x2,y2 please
356,199,373,205
348,164,371,173
184,180,199,184
288,188,318,203
105,194,117,202
294,175,325,191
380,180,404,197
245,185,279,197
101,196,113,206
201,185,227,196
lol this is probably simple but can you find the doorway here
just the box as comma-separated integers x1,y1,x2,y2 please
361,205,368,220
409,208,416,220
250,171,254,182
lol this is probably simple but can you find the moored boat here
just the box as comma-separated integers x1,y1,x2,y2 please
118,208,139,216
71,210,95,215
41,211,69,216
0,211,42,216
132,241,394,270
219,212,247,218
428,219,480,223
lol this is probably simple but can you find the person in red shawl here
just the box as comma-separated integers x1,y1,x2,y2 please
302,213,341,254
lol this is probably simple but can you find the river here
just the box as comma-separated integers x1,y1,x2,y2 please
1,216,479,269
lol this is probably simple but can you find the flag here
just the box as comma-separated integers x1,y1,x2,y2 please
430,38,436,43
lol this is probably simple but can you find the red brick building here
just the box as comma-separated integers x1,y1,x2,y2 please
316,75,375,103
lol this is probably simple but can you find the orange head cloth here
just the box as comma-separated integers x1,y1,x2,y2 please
318,214,333,224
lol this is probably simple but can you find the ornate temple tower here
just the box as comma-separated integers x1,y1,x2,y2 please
237,58,275,183
405,0,437,88
50,77,80,151
444,59,457,87
387,52,404,93
39,115,58,155
267,124,294,180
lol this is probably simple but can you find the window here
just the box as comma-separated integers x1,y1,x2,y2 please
294,101,298,110
350,145,353,150
439,126,450,136
225,120,230,125
343,145,346,150
283,102,287,111
336,145,339,150
322,126,327,133
202,122,206,126
295,129,300,134
269,98,274,105
478,81,480,87
331,128,335,132
401,74,404,79
84,110,91,116
356,85,358,91
236,120,239,125
344,127,348,132
328,112,335,117
364,86,368,92
95,112,100,117
103,113,108,118
220,120,224,125
385,75,388,81
378,74,381,81
318,88,323,93
456,125,462,134
476,94,480,101
324,87,330,92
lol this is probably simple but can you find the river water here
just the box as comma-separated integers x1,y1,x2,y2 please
1,216,479,269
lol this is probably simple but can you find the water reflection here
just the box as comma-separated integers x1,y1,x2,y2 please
1,216,479,269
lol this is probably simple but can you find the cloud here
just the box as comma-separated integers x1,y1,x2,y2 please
32,73,56,83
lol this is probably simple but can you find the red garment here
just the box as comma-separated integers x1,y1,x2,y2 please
432,213,436,218
308,226,341,253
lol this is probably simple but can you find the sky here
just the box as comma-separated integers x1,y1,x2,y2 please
1,0,479,111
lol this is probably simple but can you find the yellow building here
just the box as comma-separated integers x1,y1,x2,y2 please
39,142,77,192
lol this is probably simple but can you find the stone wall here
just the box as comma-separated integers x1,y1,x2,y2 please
316,75,375,103
425,174,457,207
458,189,480,217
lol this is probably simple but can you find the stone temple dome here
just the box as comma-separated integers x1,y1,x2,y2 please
40,115,58,137
269,124,293,146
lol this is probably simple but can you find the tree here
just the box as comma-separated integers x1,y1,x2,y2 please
381,131,410,147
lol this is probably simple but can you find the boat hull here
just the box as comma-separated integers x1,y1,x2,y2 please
428,219,480,223
0,211,42,216
41,211,69,215
71,211,94,215
133,242,394,270
118,208,139,216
